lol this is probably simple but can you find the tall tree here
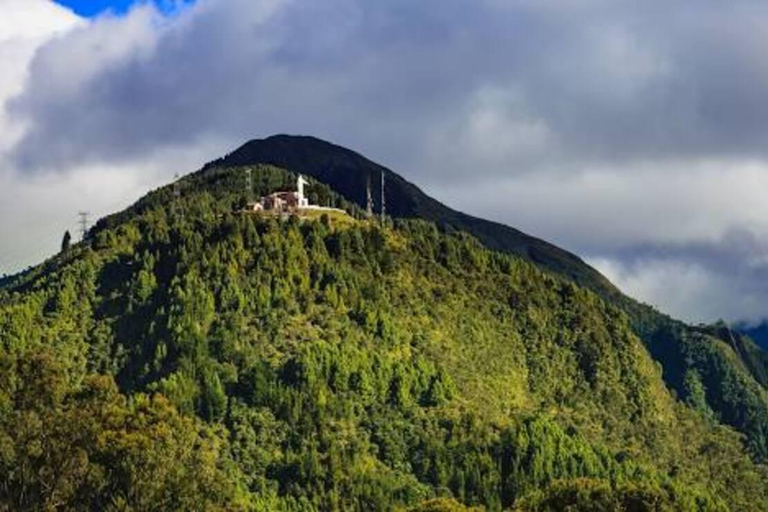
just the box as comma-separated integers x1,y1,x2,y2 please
61,230,72,253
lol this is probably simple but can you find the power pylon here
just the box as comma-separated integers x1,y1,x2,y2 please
173,173,184,222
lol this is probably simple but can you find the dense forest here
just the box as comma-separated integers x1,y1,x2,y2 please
1,163,768,510
208,136,768,465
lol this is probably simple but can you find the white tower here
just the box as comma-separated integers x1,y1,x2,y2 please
366,174,373,217
380,170,386,220
297,174,309,207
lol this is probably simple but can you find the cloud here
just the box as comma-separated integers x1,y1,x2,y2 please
590,238,768,325
0,0,81,153
3,0,768,324
430,158,768,324
432,159,768,250
0,0,214,272
13,0,768,172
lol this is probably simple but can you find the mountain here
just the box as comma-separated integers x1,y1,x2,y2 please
204,135,618,299
738,322,768,352
1,140,768,510
206,135,768,464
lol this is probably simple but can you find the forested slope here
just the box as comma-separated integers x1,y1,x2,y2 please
206,136,768,466
1,164,767,510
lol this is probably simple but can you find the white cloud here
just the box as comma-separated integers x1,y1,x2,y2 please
0,0,81,153
430,159,768,252
592,257,717,322
0,1,191,273
0,142,222,273
591,255,768,324
0,0,79,41
0,0,82,273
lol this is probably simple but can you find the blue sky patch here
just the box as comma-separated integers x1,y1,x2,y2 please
54,0,193,18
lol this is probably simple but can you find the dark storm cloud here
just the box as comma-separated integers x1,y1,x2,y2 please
12,0,768,173
589,228,768,323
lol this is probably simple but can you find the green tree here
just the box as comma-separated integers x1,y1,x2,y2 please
61,230,72,253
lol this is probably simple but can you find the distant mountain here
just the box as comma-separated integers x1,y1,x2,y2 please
738,321,768,351
204,135,618,298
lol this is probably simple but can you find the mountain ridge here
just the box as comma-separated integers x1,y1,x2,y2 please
203,134,619,299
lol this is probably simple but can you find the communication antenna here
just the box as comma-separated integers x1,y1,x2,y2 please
245,168,253,203
366,173,373,218
173,173,184,222
380,170,386,221
78,211,90,241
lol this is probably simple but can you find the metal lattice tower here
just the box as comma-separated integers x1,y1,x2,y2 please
245,168,253,203
78,211,90,241
173,173,184,222
366,174,373,218
380,170,386,221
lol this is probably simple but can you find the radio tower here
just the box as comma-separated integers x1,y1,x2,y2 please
78,211,90,241
173,173,184,222
366,173,373,218
380,170,386,221
245,168,253,203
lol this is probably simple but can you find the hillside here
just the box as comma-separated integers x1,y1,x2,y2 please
205,135,768,466
1,161,768,510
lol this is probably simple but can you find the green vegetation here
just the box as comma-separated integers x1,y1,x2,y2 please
1,163,768,510
210,136,768,467
624,306,768,462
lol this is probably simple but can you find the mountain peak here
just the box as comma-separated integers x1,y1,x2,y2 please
204,134,618,298
205,134,392,205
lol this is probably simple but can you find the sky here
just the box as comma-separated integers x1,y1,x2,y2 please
54,0,192,17
2,0,768,325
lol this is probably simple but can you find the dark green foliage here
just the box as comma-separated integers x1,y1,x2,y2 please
1,163,767,510
640,319,768,460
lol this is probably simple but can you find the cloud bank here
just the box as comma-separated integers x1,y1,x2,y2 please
3,0,768,324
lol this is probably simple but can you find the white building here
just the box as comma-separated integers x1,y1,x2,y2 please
246,174,344,214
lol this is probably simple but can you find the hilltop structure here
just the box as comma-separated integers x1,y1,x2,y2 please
246,174,342,214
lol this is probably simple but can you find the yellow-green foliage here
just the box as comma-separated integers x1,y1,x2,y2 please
1,166,767,511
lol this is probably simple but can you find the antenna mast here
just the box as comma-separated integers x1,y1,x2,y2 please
245,168,253,203
366,173,373,218
78,211,90,241
173,173,184,222
380,170,386,221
